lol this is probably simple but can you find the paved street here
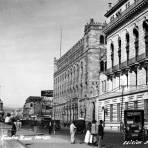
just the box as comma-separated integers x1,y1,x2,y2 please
1,122,148,148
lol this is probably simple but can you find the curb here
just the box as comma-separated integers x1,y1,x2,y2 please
16,140,28,148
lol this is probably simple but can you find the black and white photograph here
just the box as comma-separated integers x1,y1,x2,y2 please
0,0,148,148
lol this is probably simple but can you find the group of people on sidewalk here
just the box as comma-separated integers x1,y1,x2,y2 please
70,120,104,148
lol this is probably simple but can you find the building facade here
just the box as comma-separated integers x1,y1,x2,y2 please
23,96,42,119
99,0,148,131
53,19,106,125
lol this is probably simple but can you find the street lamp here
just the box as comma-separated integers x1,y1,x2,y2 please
120,85,125,123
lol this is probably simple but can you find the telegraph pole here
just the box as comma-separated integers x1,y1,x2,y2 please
120,85,126,122
120,85,125,132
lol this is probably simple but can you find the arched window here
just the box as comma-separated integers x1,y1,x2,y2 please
81,62,83,76
118,37,121,66
143,20,148,84
126,32,130,63
100,61,104,72
105,61,107,71
77,64,79,81
143,20,148,56
111,43,114,68
133,26,139,60
100,35,104,44
73,66,75,82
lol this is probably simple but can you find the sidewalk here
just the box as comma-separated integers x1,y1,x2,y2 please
16,127,122,148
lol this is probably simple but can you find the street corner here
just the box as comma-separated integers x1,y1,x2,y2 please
0,139,27,148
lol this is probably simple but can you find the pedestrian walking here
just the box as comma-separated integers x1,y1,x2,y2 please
98,120,104,148
91,120,97,145
70,121,77,144
11,121,17,136
84,122,91,144
48,121,52,134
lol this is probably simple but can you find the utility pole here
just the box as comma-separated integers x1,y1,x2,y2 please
120,85,125,122
120,85,126,132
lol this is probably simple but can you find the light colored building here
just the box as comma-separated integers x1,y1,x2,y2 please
53,19,106,125
23,96,42,118
99,0,148,131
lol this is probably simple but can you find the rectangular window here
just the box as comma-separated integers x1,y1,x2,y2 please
117,103,120,122
104,80,106,92
102,81,104,92
110,104,113,122
125,102,128,110
102,80,106,92
134,101,138,109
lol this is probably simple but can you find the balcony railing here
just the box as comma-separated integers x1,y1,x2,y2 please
113,64,120,72
106,68,112,75
106,53,148,75
137,53,146,62
120,61,127,69
128,57,136,66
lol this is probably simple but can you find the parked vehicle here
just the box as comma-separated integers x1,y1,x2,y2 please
123,110,145,141
74,119,86,134
41,115,52,128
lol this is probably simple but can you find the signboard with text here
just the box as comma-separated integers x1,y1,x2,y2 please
41,90,53,97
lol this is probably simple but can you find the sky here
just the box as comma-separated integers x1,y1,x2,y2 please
0,0,116,108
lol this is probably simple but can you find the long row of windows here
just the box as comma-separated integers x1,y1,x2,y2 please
109,101,138,122
110,20,148,68
54,61,85,98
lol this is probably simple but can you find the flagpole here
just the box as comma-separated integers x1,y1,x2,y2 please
60,27,62,58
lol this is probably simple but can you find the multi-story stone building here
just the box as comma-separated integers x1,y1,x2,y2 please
99,0,148,131
53,19,106,125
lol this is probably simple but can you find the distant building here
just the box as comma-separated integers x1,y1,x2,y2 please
0,99,4,120
23,96,42,118
41,90,53,117
53,19,106,124
14,108,23,119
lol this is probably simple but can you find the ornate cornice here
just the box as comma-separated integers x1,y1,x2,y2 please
104,0,128,17
103,0,148,35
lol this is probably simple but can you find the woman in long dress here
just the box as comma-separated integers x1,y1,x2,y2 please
84,122,91,144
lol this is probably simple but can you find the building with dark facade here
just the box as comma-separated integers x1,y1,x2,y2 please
53,19,106,125
41,90,53,117
0,99,4,120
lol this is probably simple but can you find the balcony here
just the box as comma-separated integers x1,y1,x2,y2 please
106,53,148,76
128,57,136,66
137,53,146,62
120,61,127,69
113,64,120,72
106,68,113,75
